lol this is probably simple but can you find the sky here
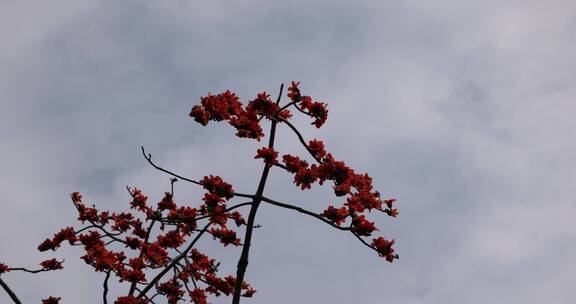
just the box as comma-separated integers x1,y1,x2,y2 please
1,0,576,303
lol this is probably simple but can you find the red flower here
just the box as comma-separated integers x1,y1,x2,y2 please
114,296,137,304
254,147,278,167
210,228,241,246
308,102,328,128
202,193,225,208
294,167,318,190
386,208,399,217
38,239,55,252
351,215,378,236
371,237,397,262
189,288,208,304
282,154,308,173
346,191,382,213
70,192,82,203
42,297,61,304
156,230,185,249
190,105,210,126
0,262,9,274
321,205,349,226
129,188,149,211
333,182,351,196
384,198,397,208
228,211,246,226
141,243,169,267
287,81,301,101
247,92,279,118
158,278,185,304
157,192,177,211
228,110,264,140
201,175,235,200
40,258,63,270
124,236,142,250
308,139,326,159
278,109,292,120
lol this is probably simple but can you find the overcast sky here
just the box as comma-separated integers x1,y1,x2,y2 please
1,1,576,303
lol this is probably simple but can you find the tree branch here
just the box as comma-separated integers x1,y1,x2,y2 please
277,117,323,163
137,222,211,299
232,83,283,304
0,277,22,304
140,146,254,199
103,270,111,304
260,196,349,231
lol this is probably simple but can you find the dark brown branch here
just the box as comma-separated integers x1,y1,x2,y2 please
232,83,284,304
137,222,211,298
272,163,289,171
8,267,56,274
260,196,391,257
141,146,202,186
128,217,157,296
277,117,323,163
260,196,350,231
103,270,111,304
141,146,254,199
192,201,252,221
0,277,22,304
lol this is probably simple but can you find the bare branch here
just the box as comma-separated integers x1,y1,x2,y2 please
260,196,349,231
277,117,323,163
141,146,255,199
103,270,111,304
0,277,22,304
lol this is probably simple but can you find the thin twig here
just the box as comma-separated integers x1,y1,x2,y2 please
260,196,349,231
277,117,323,163
140,146,254,199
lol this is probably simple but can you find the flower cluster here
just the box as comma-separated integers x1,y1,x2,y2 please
41,297,61,304
34,175,253,304
254,147,278,167
190,90,265,140
1,82,398,304
0,262,9,274
287,81,328,128
280,147,398,261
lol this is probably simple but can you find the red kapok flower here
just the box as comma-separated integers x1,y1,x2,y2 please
189,288,208,304
282,154,308,173
294,167,318,190
201,175,235,200
114,296,137,304
42,297,61,304
351,215,378,236
210,228,241,246
254,147,278,167
40,258,63,270
308,139,327,159
0,262,9,274
372,237,397,262
321,205,349,226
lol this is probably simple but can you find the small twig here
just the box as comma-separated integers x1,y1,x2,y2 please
276,117,323,163
141,147,202,186
141,147,255,199
260,196,349,231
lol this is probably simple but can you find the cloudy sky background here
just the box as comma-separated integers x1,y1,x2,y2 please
1,0,576,303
